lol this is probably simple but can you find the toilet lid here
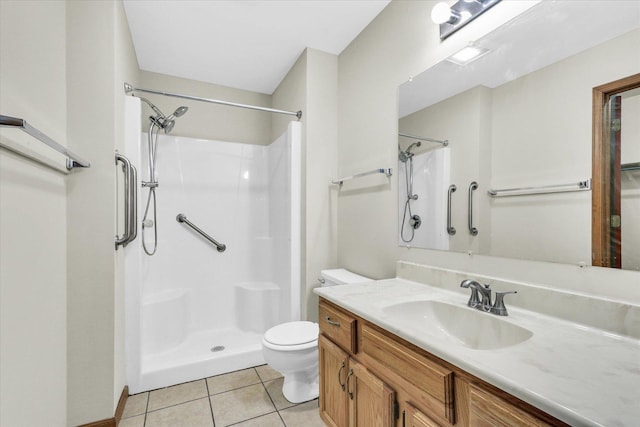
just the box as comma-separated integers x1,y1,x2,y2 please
264,321,318,346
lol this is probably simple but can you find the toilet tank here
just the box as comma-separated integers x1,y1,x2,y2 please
320,268,371,287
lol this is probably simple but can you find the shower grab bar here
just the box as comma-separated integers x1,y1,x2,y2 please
0,114,90,170
124,83,302,120
176,214,226,253
468,181,478,236
399,132,449,147
332,168,392,185
115,153,138,249
447,185,456,235
622,162,640,172
488,179,591,197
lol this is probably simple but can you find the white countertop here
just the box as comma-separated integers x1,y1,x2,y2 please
314,278,640,427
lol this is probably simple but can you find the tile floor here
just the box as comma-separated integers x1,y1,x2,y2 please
119,364,325,427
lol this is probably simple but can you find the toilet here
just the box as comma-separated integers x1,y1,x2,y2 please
261,268,371,403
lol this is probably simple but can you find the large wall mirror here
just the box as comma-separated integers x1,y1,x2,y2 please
397,1,640,270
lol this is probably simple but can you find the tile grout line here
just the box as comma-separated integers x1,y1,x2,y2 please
143,392,149,427
259,372,288,426
205,375,217,426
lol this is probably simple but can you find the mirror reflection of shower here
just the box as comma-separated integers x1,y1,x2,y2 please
139,97,188,255
399,141,422,242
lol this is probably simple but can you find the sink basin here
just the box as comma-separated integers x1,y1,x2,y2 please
382,300,533,350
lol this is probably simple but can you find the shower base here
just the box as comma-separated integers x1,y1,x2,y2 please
139,327,265,392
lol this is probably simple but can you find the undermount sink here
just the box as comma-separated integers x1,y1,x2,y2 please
382,300,533,350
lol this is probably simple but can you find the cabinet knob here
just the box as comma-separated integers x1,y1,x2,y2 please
325,315,341,327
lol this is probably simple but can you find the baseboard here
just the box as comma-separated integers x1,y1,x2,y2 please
78,386,128,427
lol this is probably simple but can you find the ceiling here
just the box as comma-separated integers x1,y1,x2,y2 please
399,0,640,117
123,0,390,95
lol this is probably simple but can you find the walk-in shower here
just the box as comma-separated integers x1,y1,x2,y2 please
138,97,188,255
122,88,302,393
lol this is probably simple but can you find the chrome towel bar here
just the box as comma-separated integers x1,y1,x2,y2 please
488,179,591,197
0,114,90,170
332,168,392,185
176,214,226,252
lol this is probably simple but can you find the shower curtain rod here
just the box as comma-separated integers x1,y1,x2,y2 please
399,132,448,146
124,83,302,120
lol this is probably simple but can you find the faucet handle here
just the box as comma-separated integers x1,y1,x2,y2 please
490,291,517,316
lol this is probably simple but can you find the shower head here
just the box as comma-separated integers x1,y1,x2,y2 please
406,141,422,153
172,106,188,117
398,141,422,162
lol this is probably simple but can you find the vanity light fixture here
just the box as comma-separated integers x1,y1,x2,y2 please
446,44,490,65
431,0,502,40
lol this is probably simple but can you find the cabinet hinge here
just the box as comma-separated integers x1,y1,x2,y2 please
394,400,400,420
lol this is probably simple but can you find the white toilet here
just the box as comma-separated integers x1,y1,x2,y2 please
261,268,371,403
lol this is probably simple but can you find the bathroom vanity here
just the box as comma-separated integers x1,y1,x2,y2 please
314,264,640,427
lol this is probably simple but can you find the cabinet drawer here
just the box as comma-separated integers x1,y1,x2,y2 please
360,324,455,424
319,300,357,354
469,384,554,427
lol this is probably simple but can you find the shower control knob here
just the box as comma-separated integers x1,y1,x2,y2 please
410,215,421,229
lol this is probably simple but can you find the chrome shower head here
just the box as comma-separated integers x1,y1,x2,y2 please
399,141,422,162
172,106,188,117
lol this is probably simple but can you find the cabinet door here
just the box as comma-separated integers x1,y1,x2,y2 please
319,334,349,427
348,358,395,427
405,403,441,427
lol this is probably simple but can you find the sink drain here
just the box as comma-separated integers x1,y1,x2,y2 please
211,345,225,352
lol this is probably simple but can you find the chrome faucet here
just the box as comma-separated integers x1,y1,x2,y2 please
460,279,517,316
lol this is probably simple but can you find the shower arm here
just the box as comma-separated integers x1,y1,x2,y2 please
124,83,302,120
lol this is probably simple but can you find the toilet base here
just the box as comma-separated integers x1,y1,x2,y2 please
282,369,319,403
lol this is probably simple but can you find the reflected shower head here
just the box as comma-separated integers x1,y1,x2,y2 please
399,141,422,162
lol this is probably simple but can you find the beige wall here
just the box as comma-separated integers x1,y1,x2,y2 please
66,0,140,424
337,1,640,295
1,0,138,425
138,70,272,145
272,48,339,322
0,2,68,425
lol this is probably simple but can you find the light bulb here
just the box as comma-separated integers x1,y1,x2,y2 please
431,2,454,24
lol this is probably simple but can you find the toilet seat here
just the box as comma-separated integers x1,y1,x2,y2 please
263,321,318,351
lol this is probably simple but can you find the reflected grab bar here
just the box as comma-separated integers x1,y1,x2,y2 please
176,214,226,252
115,153,137,249
468,181,478,236
447,185,456,235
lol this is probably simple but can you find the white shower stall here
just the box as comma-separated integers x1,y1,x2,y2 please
123,97,301,393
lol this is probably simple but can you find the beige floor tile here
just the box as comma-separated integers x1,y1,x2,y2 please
210,383,276,426
255,364,283,382
231,412,285,427
264,378,296,410
118,414,145,427
206,368,261,395
148,379,208,411
145,397,213,427
279,399,324,427
122,392,148,419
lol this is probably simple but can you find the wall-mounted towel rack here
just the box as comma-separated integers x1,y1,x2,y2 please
399,132,448,146
332,168,392,185
0,114,90,170
488,179,591,197
622,162,640,172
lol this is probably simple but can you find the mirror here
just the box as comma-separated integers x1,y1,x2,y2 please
397,1,640,269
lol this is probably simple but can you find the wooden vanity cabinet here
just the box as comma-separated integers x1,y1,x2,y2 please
318,298,568,427
318,301,396,427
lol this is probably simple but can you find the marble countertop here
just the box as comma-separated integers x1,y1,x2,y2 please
314,278,640,427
